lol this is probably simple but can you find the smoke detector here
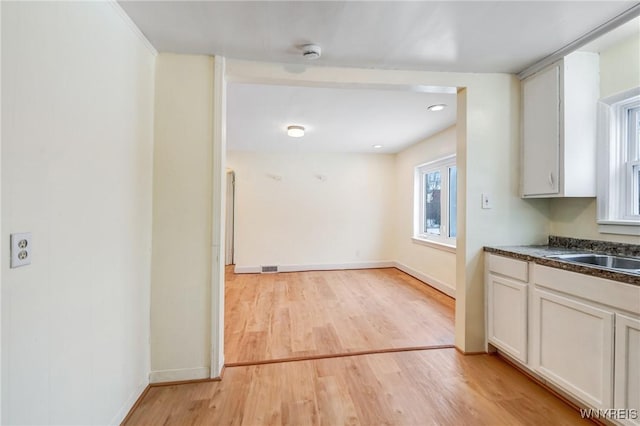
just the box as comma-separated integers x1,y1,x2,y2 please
302,44,322,60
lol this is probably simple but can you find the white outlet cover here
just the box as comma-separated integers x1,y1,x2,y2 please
10,232,32,268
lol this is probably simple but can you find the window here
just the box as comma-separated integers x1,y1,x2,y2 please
414,155,457,249
597,87,640,235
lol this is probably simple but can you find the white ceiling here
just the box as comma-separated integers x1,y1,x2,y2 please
227,83,456,153
120,1,638,154
120,1,637,73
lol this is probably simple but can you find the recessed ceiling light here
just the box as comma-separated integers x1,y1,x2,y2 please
287,125,305,137
373,144,383,149
427,104,447,112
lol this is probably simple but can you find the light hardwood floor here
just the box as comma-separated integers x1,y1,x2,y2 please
125,268,588,425
224,268,455,364
125,349,588,425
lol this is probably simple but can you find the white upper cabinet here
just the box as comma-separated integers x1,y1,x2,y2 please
522,63,560,196
521,51,600,198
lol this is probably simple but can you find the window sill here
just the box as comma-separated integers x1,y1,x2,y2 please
597,220,640,236
411,237,456,253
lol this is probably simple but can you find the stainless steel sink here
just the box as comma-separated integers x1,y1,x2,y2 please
546,253,640,272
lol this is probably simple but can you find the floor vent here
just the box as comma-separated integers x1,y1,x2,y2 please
261,265,278,273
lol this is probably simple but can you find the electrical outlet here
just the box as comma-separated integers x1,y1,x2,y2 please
10,232,32,268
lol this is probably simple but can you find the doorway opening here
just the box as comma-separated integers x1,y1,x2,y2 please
219,71,459,367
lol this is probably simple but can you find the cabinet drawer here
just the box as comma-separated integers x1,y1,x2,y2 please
534,264,640,314
488,254,529,282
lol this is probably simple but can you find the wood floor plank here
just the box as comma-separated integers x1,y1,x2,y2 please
225,268,455,363
124,349,588,426
125,268,588,424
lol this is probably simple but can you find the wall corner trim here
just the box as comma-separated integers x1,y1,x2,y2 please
107,1,158,56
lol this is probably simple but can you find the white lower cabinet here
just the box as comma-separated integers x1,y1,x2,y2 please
487,274,528,363
486,255,640,424
615,314,640,426
530,288,614,409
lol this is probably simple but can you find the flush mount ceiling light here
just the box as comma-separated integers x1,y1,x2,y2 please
427,104,447,112
372,144,383,149
287,125,305,138
301,44,322,60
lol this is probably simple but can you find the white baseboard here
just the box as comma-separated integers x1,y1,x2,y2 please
110,376,148,425
233,261,455,298
234,261,395,274
393,262,456,298
149,366,210,384
234,265,261,273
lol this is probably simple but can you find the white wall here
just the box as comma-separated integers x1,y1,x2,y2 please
227,151,395,270
394,126,457,295
549,34,640,244
150,53,214,382
1,2,155,424
229,128,457,296
458,78,550,350
600,34,640,99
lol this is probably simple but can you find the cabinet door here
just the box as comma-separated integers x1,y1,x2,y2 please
487,274,527,363
615,314,640,426
522,64,561,197
531,288,614,409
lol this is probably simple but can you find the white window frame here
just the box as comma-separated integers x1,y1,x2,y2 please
626,105,640,217
413,155,457,251
596,87,640,236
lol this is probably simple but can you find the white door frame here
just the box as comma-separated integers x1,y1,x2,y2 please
0,0,4,415
210,56,226,378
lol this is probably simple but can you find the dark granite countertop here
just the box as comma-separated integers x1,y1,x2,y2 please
484,241,640,287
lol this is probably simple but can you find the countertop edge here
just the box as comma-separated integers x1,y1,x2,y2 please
484,246,640,286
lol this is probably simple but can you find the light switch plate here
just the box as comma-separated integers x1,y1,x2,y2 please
482,193,492,209
10,232,32,268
